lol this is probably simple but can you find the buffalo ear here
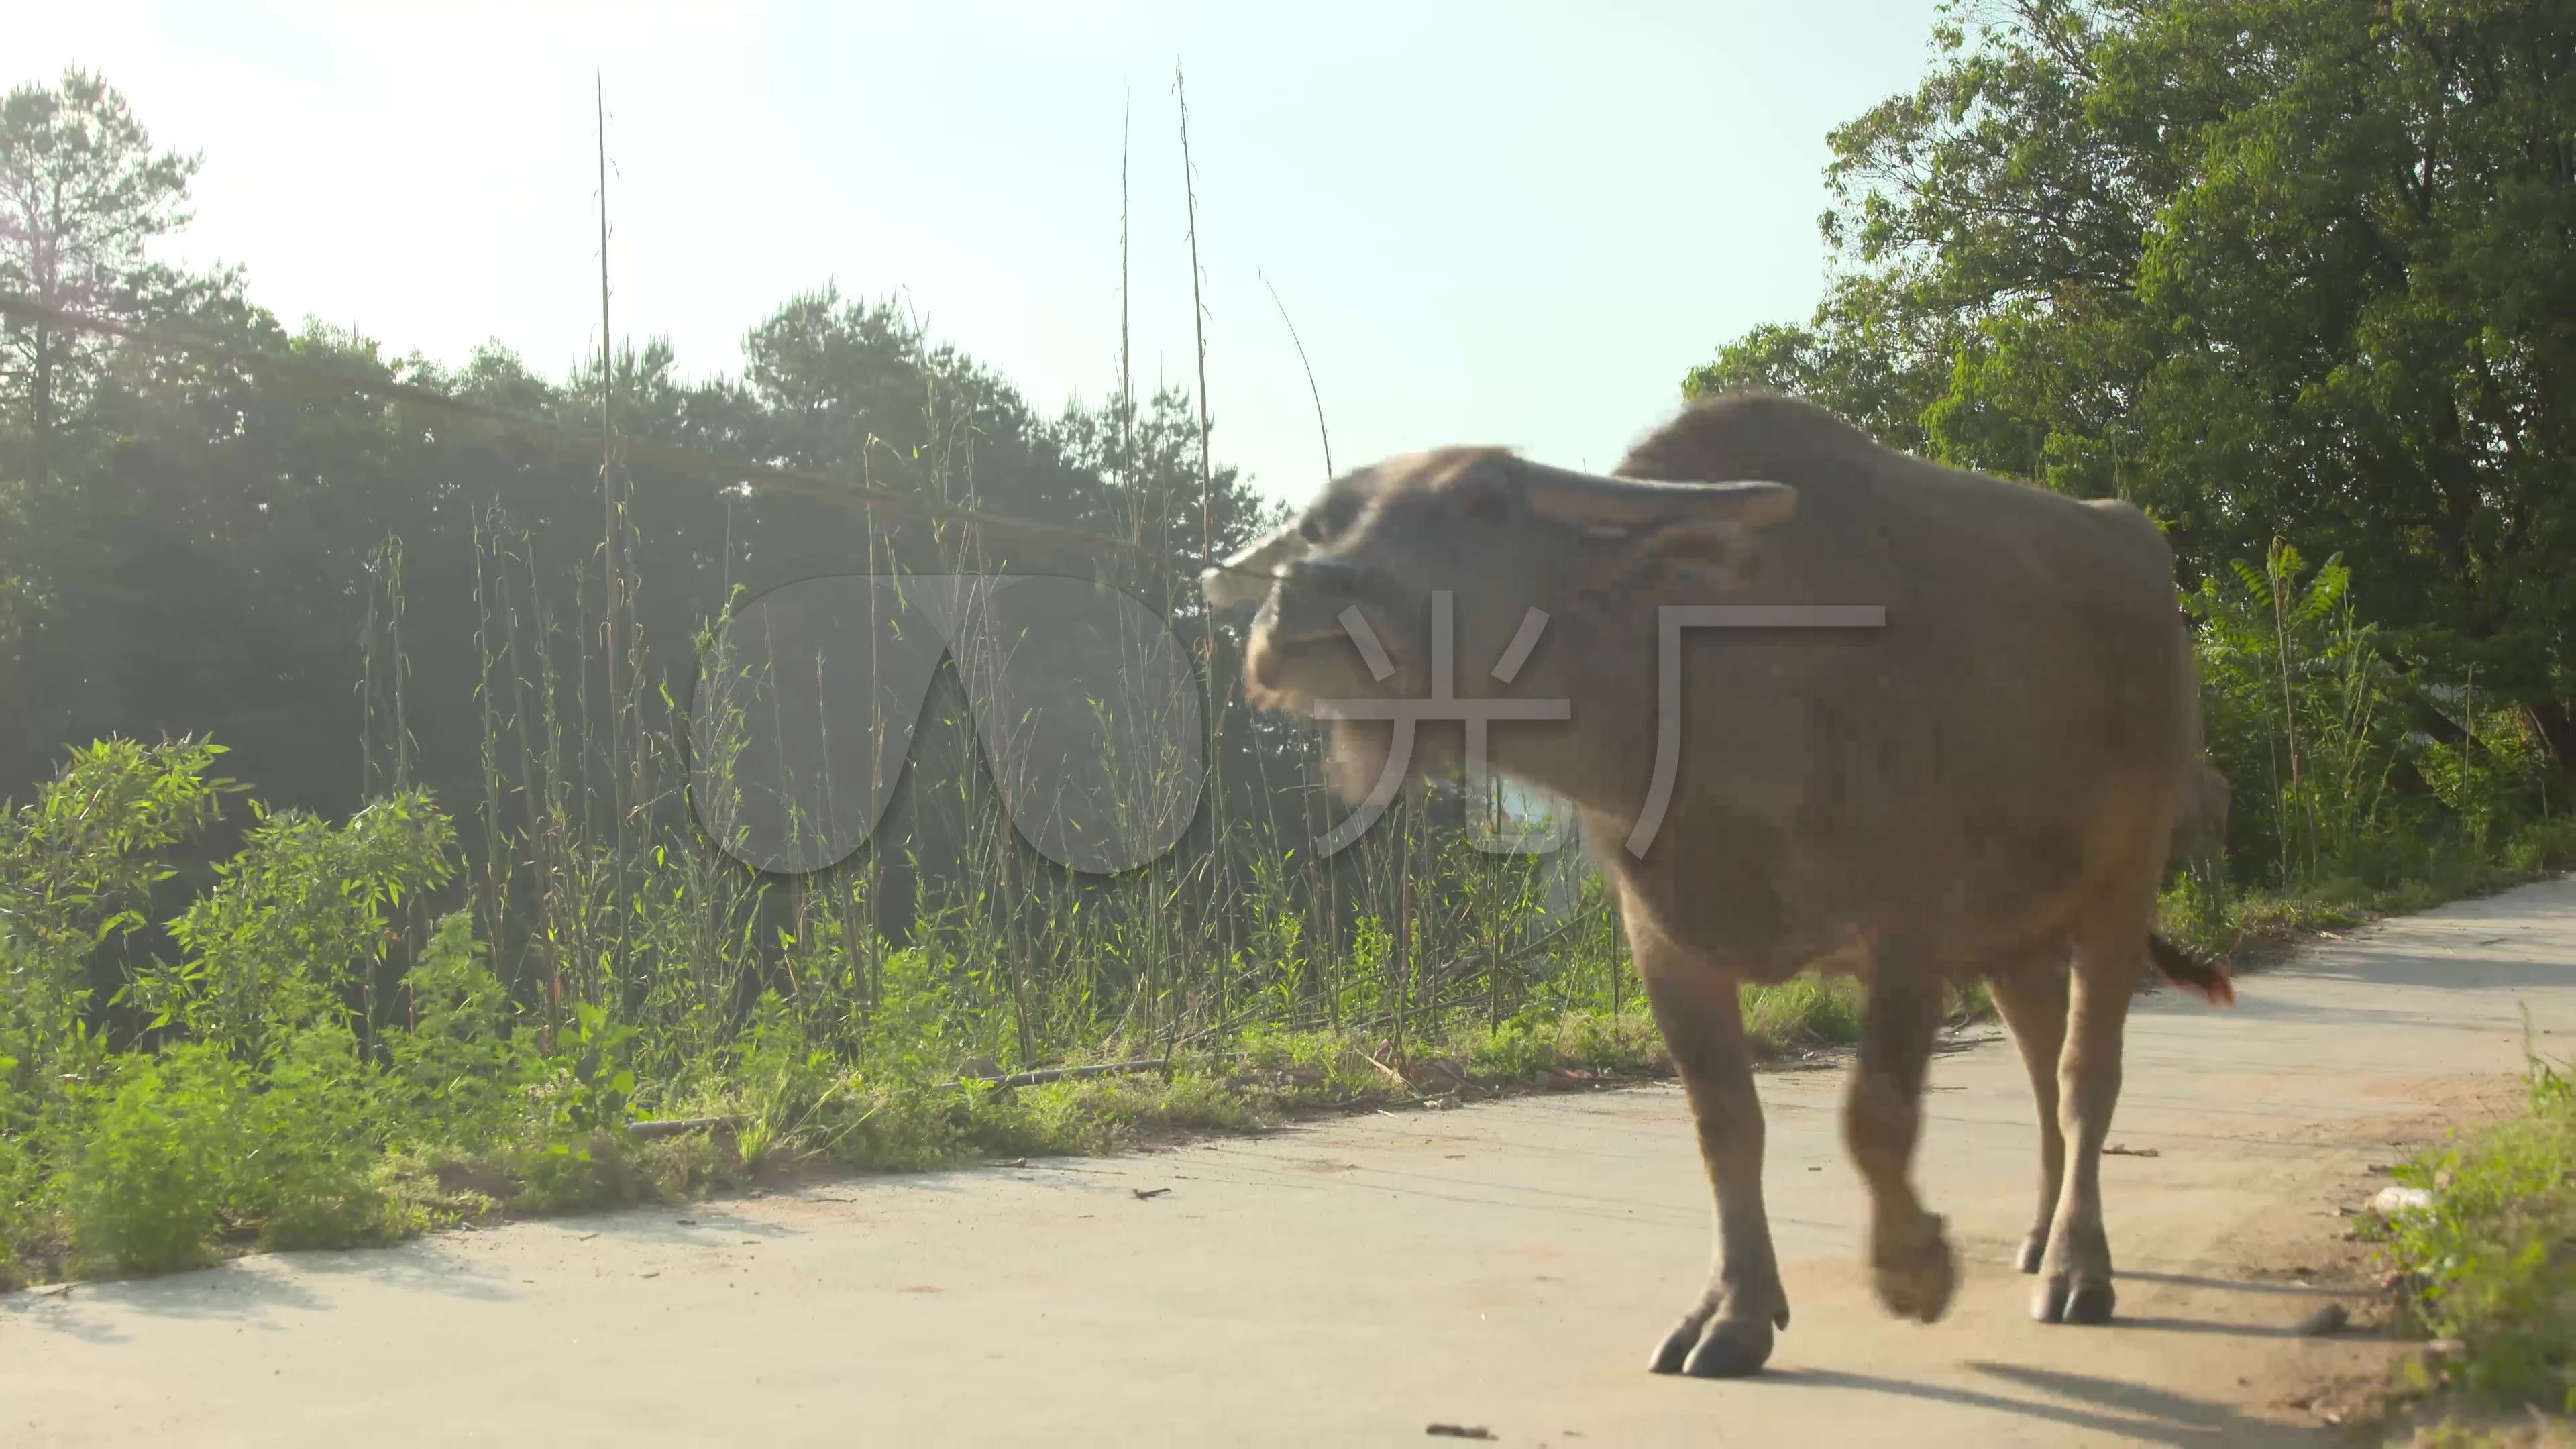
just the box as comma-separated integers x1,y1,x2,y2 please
1584,517,1772,600
1641,517,1771,588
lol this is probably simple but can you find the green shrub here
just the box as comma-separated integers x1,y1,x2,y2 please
526,1000,641,1142
240,1025,407,1251
66,1044,246,1275
384,911,533,1152
510,1132,659,1216
143,790,456,1059
2379,1041,2576,1416
718,990,841,1171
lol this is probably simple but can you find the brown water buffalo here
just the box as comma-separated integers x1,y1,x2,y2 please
1203,392,2233,1377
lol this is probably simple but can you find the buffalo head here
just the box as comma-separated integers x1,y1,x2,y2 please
1203,447,1799,810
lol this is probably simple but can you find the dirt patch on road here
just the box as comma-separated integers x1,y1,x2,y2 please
2220,1081,2544,1440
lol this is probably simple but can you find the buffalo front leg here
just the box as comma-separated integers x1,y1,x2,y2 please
1984,960,2070,1275
2032,912,2144,1326
1633,920,1786,1377
1848,947,1955,1323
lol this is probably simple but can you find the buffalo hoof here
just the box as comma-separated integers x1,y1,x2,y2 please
1650,1314,1780,1379
1650,1288,1790,1379
2033,1276,2117,1325
1872,1212,1956,1324
2016,1232,2046,1275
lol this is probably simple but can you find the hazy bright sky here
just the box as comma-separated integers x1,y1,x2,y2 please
12,0,1945,508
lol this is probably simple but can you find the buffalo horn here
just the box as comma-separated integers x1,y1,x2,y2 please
1199,524,1311,610
1517,462,1800,530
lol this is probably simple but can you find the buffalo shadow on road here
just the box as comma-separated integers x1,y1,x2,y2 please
2118,1269,2344,1301
1754,1360,2318,1446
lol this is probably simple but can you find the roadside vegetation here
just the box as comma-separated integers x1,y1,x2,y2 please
2362,1034,2576,1442
0,732,1898,1285
3,9,2573,1401
2155,537,2576,968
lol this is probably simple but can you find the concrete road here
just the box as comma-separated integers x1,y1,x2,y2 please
11,879,2575,1447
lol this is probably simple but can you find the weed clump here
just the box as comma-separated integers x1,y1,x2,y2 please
2369,1032,2576,1430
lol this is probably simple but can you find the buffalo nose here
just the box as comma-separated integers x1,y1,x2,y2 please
1283,553,1363,593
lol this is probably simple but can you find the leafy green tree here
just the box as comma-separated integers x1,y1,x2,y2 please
0,68,202,472
1684,273,1949,456
2190,540,2414,885
1692,0,2576,736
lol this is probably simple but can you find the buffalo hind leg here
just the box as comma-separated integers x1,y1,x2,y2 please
1984,959,2070,1275
1849,945,1955,1323
1633,915,1787,1377
2033,908,2145,1325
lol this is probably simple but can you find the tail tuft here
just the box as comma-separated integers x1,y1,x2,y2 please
2148,933,2235,1007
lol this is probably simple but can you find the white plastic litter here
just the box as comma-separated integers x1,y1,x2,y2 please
2371,1185,2435,1216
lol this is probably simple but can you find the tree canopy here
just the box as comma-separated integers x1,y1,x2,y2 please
0,68,1279,839
1692,0,2575,728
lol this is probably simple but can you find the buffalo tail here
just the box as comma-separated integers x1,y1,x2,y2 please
2147,932,2235,1007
